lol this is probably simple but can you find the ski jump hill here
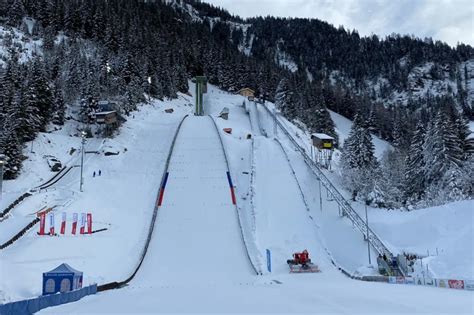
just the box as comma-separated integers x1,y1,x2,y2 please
1,85,471,314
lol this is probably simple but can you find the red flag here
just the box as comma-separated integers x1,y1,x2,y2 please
49,213,55,236
39,212,46,235
60,212,66,234
87,213,92,234
72,213,78,235
80,213,86,234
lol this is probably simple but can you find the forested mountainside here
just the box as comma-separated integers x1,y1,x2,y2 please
0,0,472,208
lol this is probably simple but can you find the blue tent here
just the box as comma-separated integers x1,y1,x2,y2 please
42,263,83,295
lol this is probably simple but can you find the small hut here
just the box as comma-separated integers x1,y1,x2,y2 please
42,263,83,295
311,133,334,150
310,133,335,170
238,88,255,98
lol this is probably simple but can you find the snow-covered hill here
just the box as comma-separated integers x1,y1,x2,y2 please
1,85,472,314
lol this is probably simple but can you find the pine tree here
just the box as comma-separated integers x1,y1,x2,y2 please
51,82,65,125
8,0,26,26
404,122,426,202
0,117,24,179
340,114,378,201
25,58,53,130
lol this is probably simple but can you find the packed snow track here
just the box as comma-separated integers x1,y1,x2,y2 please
133,115,254,285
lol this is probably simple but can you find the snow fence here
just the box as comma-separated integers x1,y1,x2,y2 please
0,284,97,315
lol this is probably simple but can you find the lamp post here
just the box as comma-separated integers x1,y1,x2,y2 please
0,154,6,201
80,131,87,192
365,201,372,265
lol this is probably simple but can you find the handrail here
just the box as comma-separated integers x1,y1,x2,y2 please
98,115,189,291
208,115,262,275
258,103,404,276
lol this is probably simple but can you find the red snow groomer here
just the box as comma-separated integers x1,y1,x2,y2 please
287,249,320,273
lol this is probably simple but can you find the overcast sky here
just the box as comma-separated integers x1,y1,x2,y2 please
205,0,473,47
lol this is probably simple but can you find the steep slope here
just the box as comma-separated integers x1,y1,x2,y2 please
134,116,253,286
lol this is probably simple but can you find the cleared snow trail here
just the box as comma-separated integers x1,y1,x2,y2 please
133,116,253,286
253,136,332,274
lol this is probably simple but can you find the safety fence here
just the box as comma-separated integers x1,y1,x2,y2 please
0,284,97,315
258,103,405,277
0,192,32,220
209,115,263,275
0,217,39,250
97,115,189,292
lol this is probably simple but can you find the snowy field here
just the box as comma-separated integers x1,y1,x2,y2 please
1,84,473,314
0,94,194,303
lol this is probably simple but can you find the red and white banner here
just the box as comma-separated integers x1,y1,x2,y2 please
60,212,66,235
87,213,92,234
39,212,46,235
80,213,86,234
72,213,78,235
49,213,55,236
448,279,464,289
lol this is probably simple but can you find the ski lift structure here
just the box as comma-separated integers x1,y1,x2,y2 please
193,76,207,116
310,133,334,170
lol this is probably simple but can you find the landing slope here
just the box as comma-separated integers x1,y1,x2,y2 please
134,116,253,286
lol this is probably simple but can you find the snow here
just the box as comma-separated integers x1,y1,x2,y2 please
134,115,253,285
275,48,298,73
329,110,392,158
0,26,43,66
0,95,193,303
354,200,474,280
2,84,473,313
42,274,474,314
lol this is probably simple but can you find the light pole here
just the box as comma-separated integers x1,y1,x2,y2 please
80,131,86,192
365,201,372,265
0,154,6,201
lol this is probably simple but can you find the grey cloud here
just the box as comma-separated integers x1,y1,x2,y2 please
205,0,473,46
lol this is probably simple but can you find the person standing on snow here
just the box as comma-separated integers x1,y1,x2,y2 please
99,170,101,176
93,171,96,177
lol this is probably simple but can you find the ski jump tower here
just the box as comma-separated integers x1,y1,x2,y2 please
194,76,207,116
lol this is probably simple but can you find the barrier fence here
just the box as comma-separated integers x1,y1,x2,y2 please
0,284,97,315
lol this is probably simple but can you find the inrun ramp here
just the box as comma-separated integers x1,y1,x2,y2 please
134,116,253,286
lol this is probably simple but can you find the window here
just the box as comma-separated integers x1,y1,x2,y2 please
45,279,55,293
60,278,71,293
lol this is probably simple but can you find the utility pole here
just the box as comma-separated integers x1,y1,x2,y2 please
318,180,322,212
273,108,277,138
0,154,6,201
365,202,371,265
80,131,86,192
